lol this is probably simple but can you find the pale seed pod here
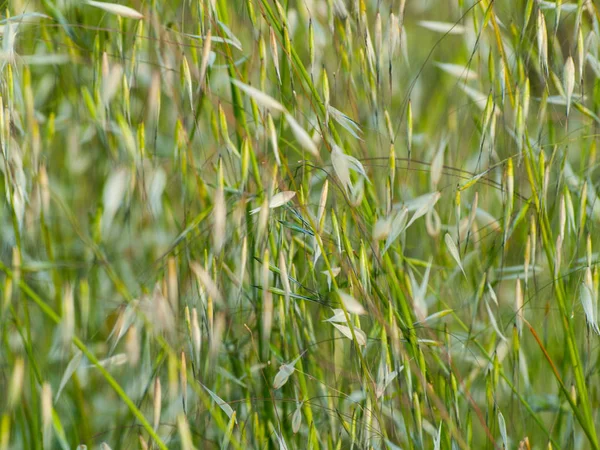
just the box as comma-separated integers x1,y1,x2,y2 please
87,1,143,19
563,186,575,236
399,0,407,20
39,165,50,215
523,77,530,121
245,0,257,28
537,11,548,77
211,312,225,359
279,251,291,305
292,405,302,433
564,56,575,117
148,71,161,123
425,207,441,237
125,325,140,367
153,377,161,431
445,233,466,278
530,217,537,270
543,166,551,209
389,13,400,58
177,414,194,450
191,307,201,363
79,279,90,338
285,114,319,157
218,103,229,143
122,73,131,121
269,27,281,85
256,197,269,243
384,109,394,143
413,392,422,442
506,158,514,212
259,34,267,90
239,237,247,288
41,383,52,437
259,33,267,63
199,30,212,91
223,412,237,449
504,158,515,243
167,257,178,315
274,0,287,26
267,113,280,166
181,305,189,343
62,284,74,347
102,51,109,79
322,69,330,113
168,353,178,401
240,138,250,189
282,25,292,74
182,55,193,107
213,180,226,253
317,179,329,228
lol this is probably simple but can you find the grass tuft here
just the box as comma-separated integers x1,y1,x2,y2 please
2,0,600,449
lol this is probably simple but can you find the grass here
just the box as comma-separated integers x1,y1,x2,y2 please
1,0,600,448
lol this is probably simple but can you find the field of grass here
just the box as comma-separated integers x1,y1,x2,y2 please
2,0,600,448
